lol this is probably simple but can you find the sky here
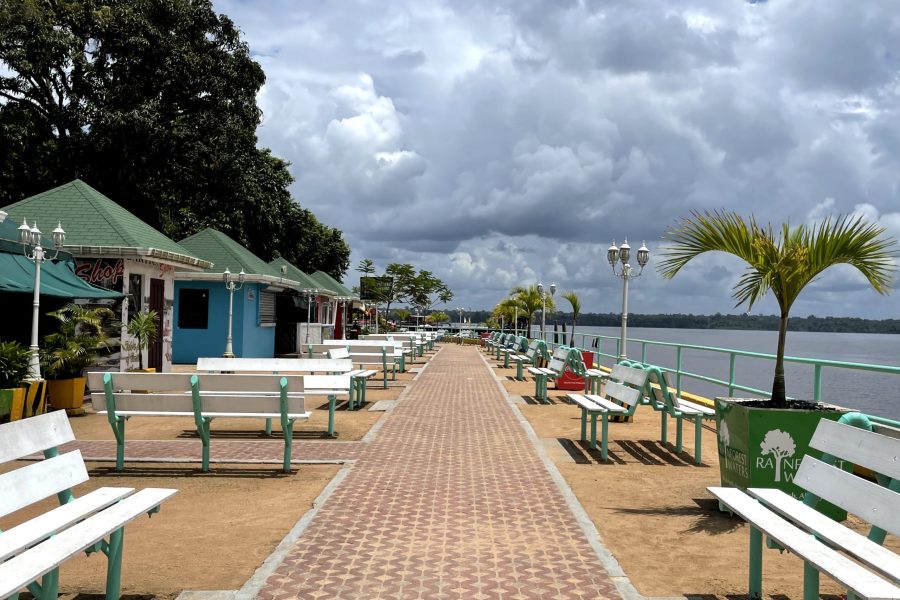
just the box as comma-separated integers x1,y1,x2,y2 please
215,0,900,319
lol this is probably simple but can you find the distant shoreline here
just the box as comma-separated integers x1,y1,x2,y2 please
469,311,900,334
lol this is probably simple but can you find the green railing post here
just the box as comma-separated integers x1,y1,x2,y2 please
641,342,648,364
813,364,823,402
676,346,683,397
729,353,736,397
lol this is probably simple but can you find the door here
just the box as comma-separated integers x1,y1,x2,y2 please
148,278,164,371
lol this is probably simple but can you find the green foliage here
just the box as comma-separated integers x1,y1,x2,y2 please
507,285,555,334
0,0,349,278
561,291,580,346
355,260,453,313
0,340,31,388
356,259,376,276
124,309,159,370
660,211,897,404
393,308,411,323
41,304,115,380
426,311,449,324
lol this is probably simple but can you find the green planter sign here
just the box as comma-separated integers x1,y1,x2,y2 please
715,398,850,519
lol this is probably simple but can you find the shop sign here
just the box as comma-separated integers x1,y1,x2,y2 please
75,258,125,291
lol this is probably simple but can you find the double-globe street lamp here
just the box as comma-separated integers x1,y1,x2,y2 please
536,282,556,341
222,268,245,357
607,239,650,361
18,218,67,380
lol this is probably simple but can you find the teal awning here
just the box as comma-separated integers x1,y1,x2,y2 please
0,253,123,298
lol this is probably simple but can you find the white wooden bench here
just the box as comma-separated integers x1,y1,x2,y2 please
0,411,177,600
709,416,900,600
87,372,318,471
324,347,379,408
528,347,581,402
362,334,423,359
566,364,650,461
195,357,353,436
322,338,410,366
508,339,549,381
317,340,408,382
644,366,715,464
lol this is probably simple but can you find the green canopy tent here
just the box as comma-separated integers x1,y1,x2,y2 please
0,253,122,298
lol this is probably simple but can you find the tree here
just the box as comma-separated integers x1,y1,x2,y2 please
124,309,158,371
382,263,416,316
356,259,376,276
659,211,896,405
393,308,411,324
759,429,796,482
508,285,554,336
561,291,581,346
426,311,449,325
0,0,350,278
407,269,453,311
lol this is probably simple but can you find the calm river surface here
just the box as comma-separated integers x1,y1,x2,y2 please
529,325,900,420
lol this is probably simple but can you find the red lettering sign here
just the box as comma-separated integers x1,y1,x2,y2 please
75,259,125,291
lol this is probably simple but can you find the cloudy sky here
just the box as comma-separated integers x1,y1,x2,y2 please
215,0,900,319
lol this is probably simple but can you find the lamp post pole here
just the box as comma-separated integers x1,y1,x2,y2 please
536,282,556,342
305,289,319,345
18,218,66,380
514,306,518,337
222,268,245,358
607,240,650,362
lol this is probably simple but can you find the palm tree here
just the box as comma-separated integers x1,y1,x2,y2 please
492,298,518,331
561,291,581,346
658,211,896,405
509,285,555,337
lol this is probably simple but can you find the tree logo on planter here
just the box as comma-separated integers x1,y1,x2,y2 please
718,420,730,449
759,429,796,482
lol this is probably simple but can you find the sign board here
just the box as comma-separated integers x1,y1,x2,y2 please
75,258,125,291
360,276,393,301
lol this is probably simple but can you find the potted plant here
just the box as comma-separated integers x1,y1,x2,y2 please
659,211,896,514
0,340,31,421
42,303,115,413
123,309,159,371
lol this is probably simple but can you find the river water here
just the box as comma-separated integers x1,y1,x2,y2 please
528,324,900,420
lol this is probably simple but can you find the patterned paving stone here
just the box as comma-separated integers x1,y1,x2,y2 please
256,344,623,600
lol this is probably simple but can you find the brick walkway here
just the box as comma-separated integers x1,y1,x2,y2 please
254,344,622,600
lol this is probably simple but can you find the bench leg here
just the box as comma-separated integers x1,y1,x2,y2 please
749,526,763,600
113,418,126,472
600,414,610,462
694,417,703,465
580,408,588,442
105,527,125,600
199,417,212,473
503,352,510,368
265,418,273,436
802,561,819,600
660,410,668,445
516,361,523,381
327,394,337,437
589,414,598,450
283,419,295,473
675,416,684,454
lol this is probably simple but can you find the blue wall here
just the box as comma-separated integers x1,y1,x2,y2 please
172,281,275,363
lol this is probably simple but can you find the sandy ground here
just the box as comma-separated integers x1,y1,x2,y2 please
492,357,900,599
0,462,340,600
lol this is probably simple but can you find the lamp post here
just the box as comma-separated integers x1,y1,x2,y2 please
457,307,464,333
18,218,66,379
607,239,650,361
536,282,556,341
222,268,245,357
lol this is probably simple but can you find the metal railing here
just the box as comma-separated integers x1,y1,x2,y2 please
533,330,900,428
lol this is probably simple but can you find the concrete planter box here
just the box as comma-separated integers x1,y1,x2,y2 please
715,397,851,519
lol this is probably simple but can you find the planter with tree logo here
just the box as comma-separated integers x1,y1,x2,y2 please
715,397,850,519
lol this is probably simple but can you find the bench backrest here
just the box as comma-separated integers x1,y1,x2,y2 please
799,417,900,537
196,357,353,373
643,366,685,416
89,372,307,415
513,336,529,352
312,342,398,355
604,364,649,414
327,347,350,360
0,411,85,519
525,339,542,358
547,347,570,374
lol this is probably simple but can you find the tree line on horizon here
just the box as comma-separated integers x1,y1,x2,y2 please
464,310,900,334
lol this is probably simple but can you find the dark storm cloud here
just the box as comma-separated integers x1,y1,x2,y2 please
216,0,900,318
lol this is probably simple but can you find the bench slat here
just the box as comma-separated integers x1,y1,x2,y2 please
93,393,307,415
197,357,352,373
87,372,193,392
710,487,900,600
677,399,715,415
604,381,640,407
0,486,134,561
795,456,900,538
610,364,647,387
810,420,900,483
0,487,177,598
750,487,900,582
0,451,88,518
584,395,629,413
0,411,75,464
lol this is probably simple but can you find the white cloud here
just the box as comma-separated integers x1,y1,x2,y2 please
216,0,900,318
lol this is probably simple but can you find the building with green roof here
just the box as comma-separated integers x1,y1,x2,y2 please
2,180,211,372
173,228,305,361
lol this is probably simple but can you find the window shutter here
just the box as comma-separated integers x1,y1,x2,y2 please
260,291,276,324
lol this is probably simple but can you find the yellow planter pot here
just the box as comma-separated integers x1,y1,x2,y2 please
48,377,87,411
0,387,24,421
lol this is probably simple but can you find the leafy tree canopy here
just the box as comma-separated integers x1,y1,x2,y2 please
0,0,349,277
354,259,453,313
